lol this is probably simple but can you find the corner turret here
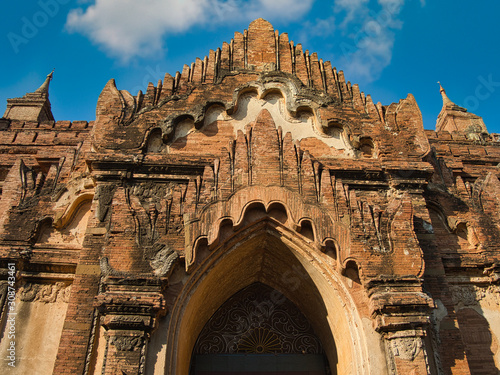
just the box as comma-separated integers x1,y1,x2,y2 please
435,82,487,136
2,71,55,122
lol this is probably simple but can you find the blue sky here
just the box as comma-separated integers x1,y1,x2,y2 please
1,0,500,133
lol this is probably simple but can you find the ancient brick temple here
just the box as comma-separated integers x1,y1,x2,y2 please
0,18,499,375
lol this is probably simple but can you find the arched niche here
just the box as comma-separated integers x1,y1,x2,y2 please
164,222,380,375
359,137,375,158
145,128,164,153
37,199,92,247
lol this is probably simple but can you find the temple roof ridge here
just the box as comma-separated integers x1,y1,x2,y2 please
152,18,372,111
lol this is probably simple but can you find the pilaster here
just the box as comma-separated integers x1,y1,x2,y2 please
95,276,167,375
367,276,435,375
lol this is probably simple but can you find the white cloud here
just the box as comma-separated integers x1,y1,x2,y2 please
378,0,404,12
65,0,314,61
335,0,413,83
334,0,369,25
335,0,369,13
298,16,336,45
309,16,336,37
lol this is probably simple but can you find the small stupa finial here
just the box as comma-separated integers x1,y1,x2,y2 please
437,81,454,107
34,69,54,95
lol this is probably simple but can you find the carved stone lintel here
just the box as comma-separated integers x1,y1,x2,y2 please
103,314,152,331
100,245,179,280
18,282,71,303
96,286,165,315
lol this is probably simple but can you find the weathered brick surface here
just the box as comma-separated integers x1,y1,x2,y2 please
0,18,499,375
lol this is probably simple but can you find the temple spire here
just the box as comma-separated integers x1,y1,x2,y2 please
438,81,454,107
435,81,487,134
437,81,467,112
3,70,55,122
34,70,54,96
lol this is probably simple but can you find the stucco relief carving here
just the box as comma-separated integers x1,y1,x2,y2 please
19,282,71,303
450,284,500,307
125,182,185,249
354,195,404,253
450,285,482,306
100,256,127,278
100,247,178,278
95,184,115,222
150,244,179,277
391,336,423,361
109,335,144,352
19,160,45,203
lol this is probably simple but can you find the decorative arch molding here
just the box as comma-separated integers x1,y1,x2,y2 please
226,74,321,118
31,194,94,248
130,75,357,153
95,73,365,154
164,220,382,375
184,184,351,271
175,78,354,151
53,192,94,229
145,73,328,135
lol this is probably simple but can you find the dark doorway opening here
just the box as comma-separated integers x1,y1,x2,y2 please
190,283,331,374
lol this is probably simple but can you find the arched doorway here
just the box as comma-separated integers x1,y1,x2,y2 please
190,282,331,374
163,214,381,374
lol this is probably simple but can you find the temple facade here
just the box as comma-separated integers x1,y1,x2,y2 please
0,19,499,375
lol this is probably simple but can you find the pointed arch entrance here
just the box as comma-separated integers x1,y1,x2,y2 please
190,282,330,374
164,213,382,374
